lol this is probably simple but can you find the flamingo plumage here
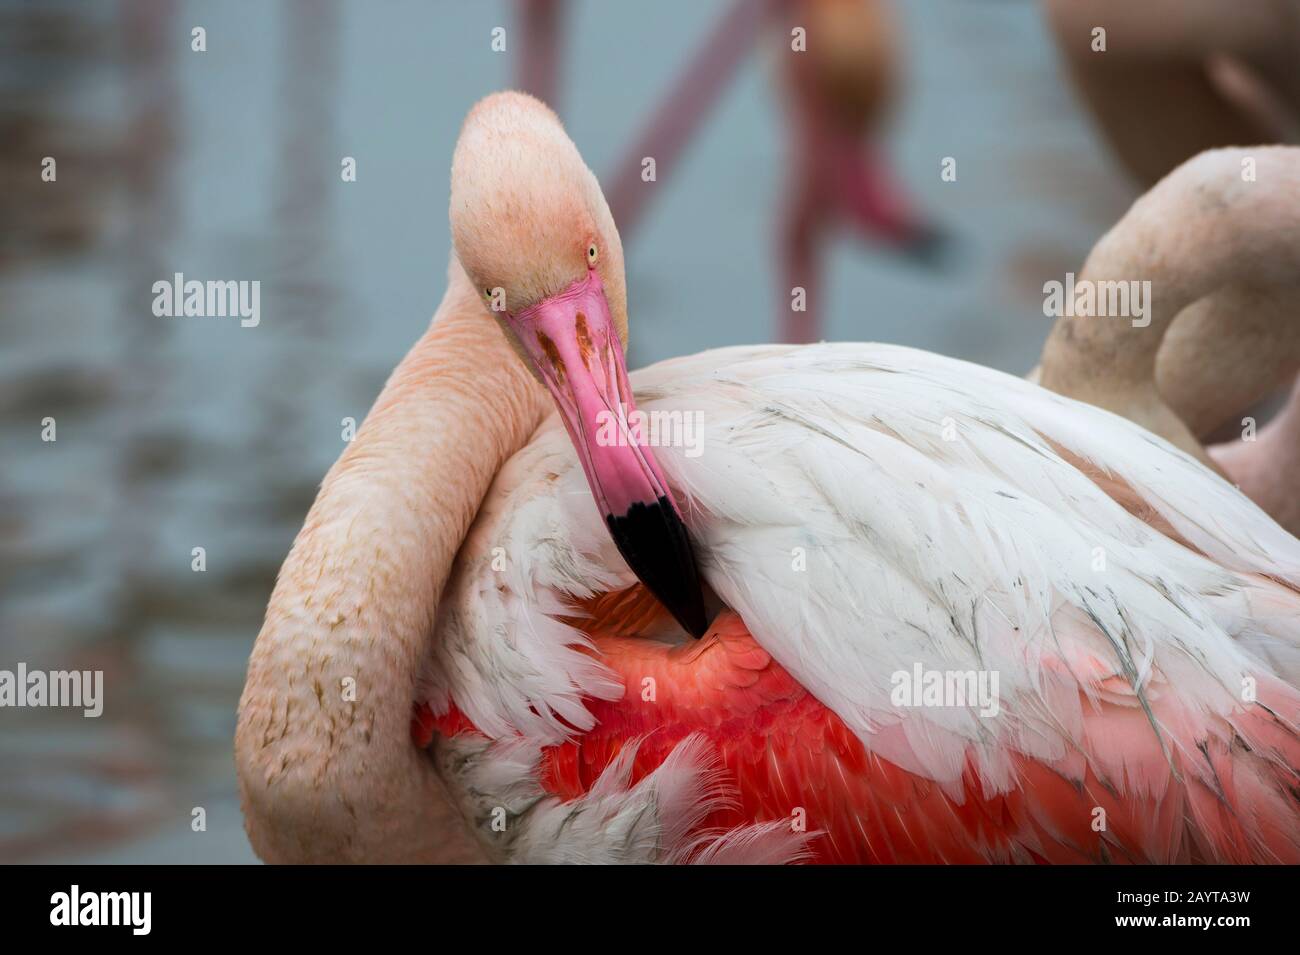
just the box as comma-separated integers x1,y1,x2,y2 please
237,92,1300,864
417,341,1300,863
425,93,1300,863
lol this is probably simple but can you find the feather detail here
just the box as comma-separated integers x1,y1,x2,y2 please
425,343,1300,863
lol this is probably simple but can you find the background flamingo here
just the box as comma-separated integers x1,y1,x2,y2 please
1036,147,1300,535
1041,0,1300,189
1036,0,1300,534
239,93,1300,864
774,0,944,342
521,0,940,344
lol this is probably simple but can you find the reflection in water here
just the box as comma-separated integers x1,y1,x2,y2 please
2,0,181,861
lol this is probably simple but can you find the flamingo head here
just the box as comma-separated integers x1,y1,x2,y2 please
450,92,708,638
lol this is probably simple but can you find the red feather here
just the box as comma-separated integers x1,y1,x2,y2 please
417,588,1300,864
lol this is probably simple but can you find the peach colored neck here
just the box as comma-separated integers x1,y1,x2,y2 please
235,258,546,862
1039,148,1300,441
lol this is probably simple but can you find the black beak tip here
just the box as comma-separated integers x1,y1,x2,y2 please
606,497,710,639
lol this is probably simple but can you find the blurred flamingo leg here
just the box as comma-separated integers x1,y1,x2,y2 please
779,149,825,343
516,0,565,108
605,0,772,239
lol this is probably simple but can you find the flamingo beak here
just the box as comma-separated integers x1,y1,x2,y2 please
505,270,709,638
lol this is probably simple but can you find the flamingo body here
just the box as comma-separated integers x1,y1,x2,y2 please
237,92,1299,866
417,343,1300,864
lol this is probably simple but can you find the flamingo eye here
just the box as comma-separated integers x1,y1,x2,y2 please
586,244,599,266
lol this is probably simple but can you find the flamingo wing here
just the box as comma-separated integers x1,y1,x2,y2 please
424,343,1300,863
532,599,1300,863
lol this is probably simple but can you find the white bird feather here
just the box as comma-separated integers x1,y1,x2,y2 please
421,342,1300,859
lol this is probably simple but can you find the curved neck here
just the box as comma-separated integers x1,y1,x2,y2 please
236,258,546,862
1042,147,1300,391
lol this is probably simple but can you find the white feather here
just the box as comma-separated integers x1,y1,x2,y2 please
426,343,1300,858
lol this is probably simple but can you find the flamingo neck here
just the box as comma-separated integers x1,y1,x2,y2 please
235,257,547,862
1040,146,1300,395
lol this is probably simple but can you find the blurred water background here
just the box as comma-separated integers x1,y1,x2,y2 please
1,0,1134,862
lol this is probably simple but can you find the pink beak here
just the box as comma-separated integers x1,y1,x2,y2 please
506,270,708,637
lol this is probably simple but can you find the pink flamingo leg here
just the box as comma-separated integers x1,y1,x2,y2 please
833,139,925,246
605,0,774,238
780,148,825,343
516,0,565,108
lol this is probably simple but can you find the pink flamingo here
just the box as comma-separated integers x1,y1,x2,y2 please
237,93,1300,863
598,0,939,343
1037,147,1300,537
1036,0,1300,536
774,0,941,342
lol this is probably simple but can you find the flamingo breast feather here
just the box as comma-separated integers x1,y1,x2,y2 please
422,343,1300,863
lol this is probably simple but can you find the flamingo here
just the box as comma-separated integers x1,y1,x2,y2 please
598,0,937,343
1040,0,1300,190
1037,146,1300,536
237,92,1300,864
774,0,941,342
1037,0,1300,532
